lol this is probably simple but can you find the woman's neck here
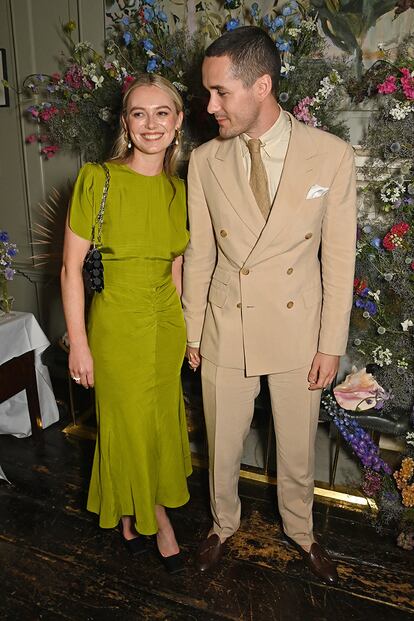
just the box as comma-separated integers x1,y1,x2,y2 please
125,150,164,176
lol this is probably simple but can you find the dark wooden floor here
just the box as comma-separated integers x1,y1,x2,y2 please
0,418,413,621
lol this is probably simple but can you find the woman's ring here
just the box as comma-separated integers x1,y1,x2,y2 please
72,376,81,381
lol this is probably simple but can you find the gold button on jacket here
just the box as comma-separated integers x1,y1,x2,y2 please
220,229,227,237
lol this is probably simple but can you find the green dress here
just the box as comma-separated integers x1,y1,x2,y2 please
69,161,192,535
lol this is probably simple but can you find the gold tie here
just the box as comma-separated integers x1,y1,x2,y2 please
247,138,271,221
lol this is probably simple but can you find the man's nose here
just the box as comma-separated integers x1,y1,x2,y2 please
207,94,219,115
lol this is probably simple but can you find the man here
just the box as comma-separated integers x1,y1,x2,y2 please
182,26,356,584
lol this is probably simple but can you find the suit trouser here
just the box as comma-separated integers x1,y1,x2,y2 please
201,359,322,548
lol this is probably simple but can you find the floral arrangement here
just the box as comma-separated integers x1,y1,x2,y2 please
0,230,18,313
17,1,349,162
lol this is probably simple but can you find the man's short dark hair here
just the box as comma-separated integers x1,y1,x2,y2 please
205,26,281,98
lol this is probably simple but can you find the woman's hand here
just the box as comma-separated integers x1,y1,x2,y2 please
69,342,94,389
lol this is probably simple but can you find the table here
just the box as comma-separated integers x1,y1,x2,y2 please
0,312,59,438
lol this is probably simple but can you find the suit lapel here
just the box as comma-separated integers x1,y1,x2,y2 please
208,137,265,237
247,114,321,260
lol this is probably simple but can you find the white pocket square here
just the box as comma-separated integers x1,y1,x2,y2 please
306,185,329,200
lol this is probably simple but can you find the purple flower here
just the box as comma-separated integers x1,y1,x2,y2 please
282,5,292,16
6,246,17,257
0,231,9,243
364,300,377,315
226,18,240,31
355,299,365,308
360,287,370,297
4,267,14,280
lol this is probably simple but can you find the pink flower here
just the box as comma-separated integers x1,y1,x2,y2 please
378,75,398,95
400,68,414,100
39,105,58,122
122,75,135,93
64,65,84,89
40,145,59,159
293,97,319,127
25,133,37,144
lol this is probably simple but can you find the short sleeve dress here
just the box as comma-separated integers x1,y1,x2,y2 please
69,161,192,535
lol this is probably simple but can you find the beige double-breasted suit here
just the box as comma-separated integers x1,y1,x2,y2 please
182,111,356,547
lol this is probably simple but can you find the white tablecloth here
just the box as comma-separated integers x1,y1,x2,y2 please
0,311,59,437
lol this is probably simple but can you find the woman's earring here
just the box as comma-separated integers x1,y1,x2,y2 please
124,129,132,149
174,128,180,146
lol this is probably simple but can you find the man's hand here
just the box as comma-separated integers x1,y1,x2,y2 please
308,352,339,390
186,346,201,372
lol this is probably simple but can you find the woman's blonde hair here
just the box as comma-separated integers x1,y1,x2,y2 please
111,73,184,178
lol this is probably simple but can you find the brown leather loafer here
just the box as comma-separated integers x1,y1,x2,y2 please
300,542,339,585
196,534,225,572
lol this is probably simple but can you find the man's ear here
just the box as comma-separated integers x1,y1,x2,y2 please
255,74,273,101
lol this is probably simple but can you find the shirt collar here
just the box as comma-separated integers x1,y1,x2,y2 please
240,106,290,158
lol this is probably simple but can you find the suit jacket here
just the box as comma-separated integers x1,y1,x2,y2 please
182,113,357,376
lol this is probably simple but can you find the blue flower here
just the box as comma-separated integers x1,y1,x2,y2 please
273,16,284,30
370,237,381,249
142,38,154,51
161,59,174,68
282,6,292,16
290,1,299,8
0,231,9,243
250,2,259,17
364,300,378,315
156,10,168,22
226,18,240,31
292,14,302,26
355,299,365,308
6,247,17,257
360,287,370,297
263,15,271,27
276,38,290,52
146,58,158,72
123,31,132,46
121,16,129,26
143,7,155,21
146,0,155,5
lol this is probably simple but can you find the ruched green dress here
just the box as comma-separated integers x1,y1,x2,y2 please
69,161,192,535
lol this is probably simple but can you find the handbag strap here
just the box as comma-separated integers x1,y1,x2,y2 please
92,163,110,246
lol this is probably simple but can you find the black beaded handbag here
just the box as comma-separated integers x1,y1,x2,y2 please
83,163,110,293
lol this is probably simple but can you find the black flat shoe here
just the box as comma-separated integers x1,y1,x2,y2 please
157,550,185,574
118,523,148,556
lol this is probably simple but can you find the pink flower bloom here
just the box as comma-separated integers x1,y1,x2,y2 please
122,75,135,93
293,97,319,127
64,65,84,89
40,145,59,159
25,133,37,144
39,105,58,122
377,75,398,95
400,68,414,100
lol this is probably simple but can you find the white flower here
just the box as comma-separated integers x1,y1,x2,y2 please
369,289,381,302
281,62,295,75
380,180,405,204
401,319,413,331
91,75,104,89
406,431,414,447
389,101,414,120
372,346,392,367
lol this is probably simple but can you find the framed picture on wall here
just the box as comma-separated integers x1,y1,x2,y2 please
0,49,10,107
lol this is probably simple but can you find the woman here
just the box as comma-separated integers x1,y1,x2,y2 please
61,74,192,573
